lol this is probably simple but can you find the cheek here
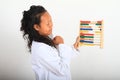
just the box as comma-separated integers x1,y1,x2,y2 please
46,28,52,34
40,25,52,35
42,27,51,35
46,28,52,35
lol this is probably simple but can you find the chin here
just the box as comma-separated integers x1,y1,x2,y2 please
49,31,52,35
46,33,52,36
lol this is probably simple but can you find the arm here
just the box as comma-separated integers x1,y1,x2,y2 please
53,36,80,57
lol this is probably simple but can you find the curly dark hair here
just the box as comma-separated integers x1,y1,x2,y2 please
20,5,56,52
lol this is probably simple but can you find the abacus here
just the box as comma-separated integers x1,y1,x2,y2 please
79,20,104,48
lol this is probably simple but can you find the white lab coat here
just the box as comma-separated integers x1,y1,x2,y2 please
31,41,79,80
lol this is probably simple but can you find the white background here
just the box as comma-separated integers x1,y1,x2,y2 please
0,0,120,80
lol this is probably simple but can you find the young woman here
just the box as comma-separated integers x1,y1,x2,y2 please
20,5,80,80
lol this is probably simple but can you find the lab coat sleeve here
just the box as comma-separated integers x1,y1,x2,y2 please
32,43,72,76
58,44,80,63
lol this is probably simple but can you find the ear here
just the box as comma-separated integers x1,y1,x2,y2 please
33,24,40,31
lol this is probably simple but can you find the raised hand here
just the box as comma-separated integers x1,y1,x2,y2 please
73,36,80,49
53,36,64,45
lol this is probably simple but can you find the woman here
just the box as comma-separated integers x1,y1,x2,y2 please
20,5,80,80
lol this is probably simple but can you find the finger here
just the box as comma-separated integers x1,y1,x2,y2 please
76,36,80,43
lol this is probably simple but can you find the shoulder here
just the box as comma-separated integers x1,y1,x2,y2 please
31,41,60,61
31,41,56,56
31,41,53,51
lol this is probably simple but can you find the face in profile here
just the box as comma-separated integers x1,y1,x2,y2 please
34,12,53,36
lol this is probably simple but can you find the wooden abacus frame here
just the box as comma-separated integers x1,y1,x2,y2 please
79,20,104,48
